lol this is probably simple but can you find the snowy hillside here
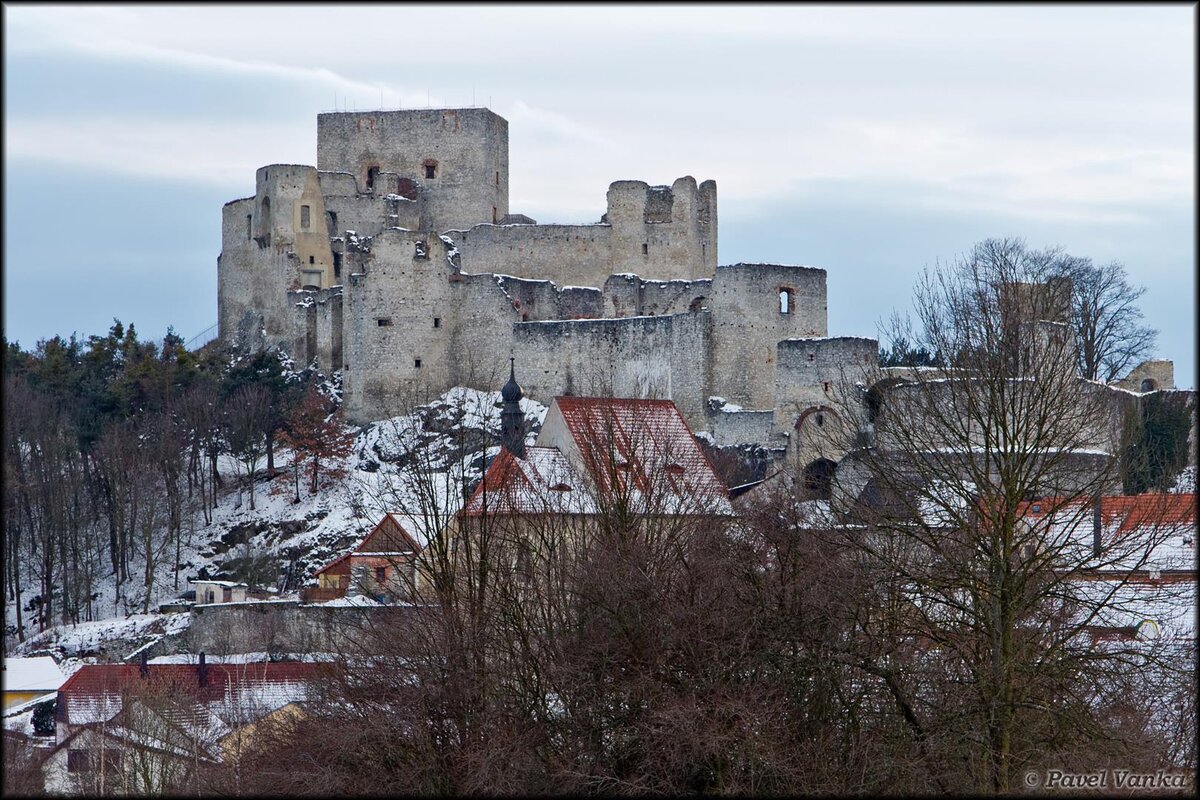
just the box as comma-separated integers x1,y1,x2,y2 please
6,387,546,661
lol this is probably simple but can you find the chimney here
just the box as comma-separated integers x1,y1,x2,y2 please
197,651,208,687
139,651,149,678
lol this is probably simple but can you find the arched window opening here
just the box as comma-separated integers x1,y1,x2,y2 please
366,166,380,190
1140,378,1157,392
865,385,884,424
802,458,837,501
779,287,794,315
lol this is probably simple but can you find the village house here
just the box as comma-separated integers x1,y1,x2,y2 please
192,579,250,605
3,656,66,712
305,512,423,603
44,657,325,794
1016,492,1197,642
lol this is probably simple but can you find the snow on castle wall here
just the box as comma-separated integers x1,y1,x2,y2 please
218,107,854,447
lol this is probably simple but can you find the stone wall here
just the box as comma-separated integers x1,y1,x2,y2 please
508,311,712,428
317,108,507,234
342,231,459,420
1110,359,1176,393
449,177,715,288
709,264,828,408
709,408,778,447
145,602,428,659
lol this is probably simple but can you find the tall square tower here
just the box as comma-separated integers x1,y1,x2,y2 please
317,108,508,233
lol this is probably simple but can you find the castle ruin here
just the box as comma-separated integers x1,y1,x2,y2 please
217,107,1186,478
218,107,878,453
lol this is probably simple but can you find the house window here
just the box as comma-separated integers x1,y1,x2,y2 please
67,750,93,773
642,243,648,255
300,205,311,229
779,288,794,314
433,317,441,328
377,318,393,327
309,255,315,264
366,166,380,190
222,587,232,602
205,590,215,604
414,358,422,368
375,566,387,583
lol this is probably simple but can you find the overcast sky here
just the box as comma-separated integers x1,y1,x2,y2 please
4,4,1195,387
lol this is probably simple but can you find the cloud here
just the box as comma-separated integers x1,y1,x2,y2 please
5,117,308,188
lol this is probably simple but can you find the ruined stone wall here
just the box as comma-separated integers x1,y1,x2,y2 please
709,264,828,408
451,224,615,290
491,275,604,321
317,108,507,233
287,287,343,371
774,337,878,466
1110,359,1176,393
342,231,458,421
507,312,713,428
450,177,715,289
710,408,777,447
602,274,712,318
317,171,421,242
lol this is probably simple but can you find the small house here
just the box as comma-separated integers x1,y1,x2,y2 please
305,513,422,603
191,580,249,605
3,656,66,711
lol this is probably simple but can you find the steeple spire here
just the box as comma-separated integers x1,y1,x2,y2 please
501,357,526,458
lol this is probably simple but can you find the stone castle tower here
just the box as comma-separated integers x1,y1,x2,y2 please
216,105,1184,492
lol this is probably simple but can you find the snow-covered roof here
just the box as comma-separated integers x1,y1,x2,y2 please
2,657,66,694
191,580,249,588
57,663,325,728
1019,493,1197,573
463,447,596,516
464,397,733,517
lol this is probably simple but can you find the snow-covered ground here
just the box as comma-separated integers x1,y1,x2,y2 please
5,386,547,663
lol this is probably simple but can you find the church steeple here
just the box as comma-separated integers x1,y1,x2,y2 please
500,358,526,458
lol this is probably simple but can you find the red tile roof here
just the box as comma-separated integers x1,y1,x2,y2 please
1019,493,1196,535
57,663,327,726
464,397,732,517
